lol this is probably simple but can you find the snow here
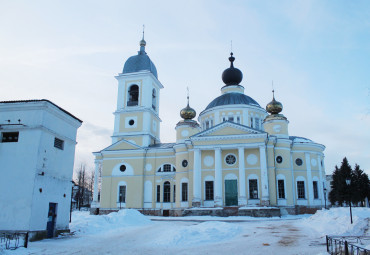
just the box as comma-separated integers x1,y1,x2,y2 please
2,207,369,255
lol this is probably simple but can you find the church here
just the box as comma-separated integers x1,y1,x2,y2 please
92,35,326,216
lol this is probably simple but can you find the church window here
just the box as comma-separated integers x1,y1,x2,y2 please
250,117,254,128
276,156,283,164
278,180,285,199
54,137,64,150
182,160,188,167
173,185,176,202
255,118,260,130
297,181,305,199
249,179,258,199
228,116,234,122
313,181,319,199
237,117,240,124
1,132,19,143
156,185,160,202
205,181,214,200
163,164,171,172
119,165,126,172
152,89,156,110
163,181,171,202
210,119,213,127
128,119,135,126
118,185,126,203
222,117,226,122
295,158,303,166
206,121,210,129
127,85,139,106
182,183,188,201
225,154,236,165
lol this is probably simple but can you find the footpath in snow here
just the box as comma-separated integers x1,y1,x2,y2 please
1,207,369,255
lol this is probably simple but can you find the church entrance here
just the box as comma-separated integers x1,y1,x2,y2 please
225,180,238,206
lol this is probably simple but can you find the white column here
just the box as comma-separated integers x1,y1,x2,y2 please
318,155,324,206
238,147,246,206
214,148,222,206
305,153,314,205
92,160,101,208
192,149,201,207
290,152,296,205
259,145,270,205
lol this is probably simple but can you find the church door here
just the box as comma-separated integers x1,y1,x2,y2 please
225,180,238,206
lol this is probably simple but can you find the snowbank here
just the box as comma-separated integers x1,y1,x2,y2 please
299,207,370,237
71,209,152,235
153,221,241,247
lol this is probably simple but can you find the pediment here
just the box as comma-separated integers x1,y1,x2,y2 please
192,121,264,138
102,139,142,151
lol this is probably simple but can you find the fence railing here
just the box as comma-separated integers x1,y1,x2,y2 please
326,235,370,255
0,232,28,250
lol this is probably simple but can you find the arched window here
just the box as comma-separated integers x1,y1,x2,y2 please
163,181,171,202
152,89,156,110
127,85,139,106
158,164,175,172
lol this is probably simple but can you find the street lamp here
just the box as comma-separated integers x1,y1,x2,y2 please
345,178,353,224
323,188,327,209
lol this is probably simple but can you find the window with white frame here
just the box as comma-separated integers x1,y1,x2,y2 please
163,181,171,202
237,116,240,124
313,181,319,199
297,181,305,199
255,117,260,130
152,89,156,110
250,117,254,128
249,179,258,199
118,185,126,203
205,181,214,200
156,185,160,202
278,180,285,199
182,183,188,201
127,85,139,106
158,164,175,172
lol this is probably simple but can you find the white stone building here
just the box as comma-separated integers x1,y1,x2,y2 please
0,100,82,240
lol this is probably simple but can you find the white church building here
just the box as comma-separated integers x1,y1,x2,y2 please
92,37,326,216
0,100,82,240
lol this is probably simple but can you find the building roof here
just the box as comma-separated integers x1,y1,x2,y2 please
148,143,176,149
289,136,313,143
204,92,261,111
0,99,82,123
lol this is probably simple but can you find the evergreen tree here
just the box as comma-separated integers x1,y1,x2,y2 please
329,157,370,207
329,157,352,206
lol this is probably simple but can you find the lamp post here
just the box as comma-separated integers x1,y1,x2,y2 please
345,178,353,224
323,188,327,209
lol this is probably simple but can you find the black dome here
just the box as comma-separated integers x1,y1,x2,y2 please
204,93,261,111
222,53,243,85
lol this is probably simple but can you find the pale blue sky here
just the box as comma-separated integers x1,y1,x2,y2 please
0,0,369,174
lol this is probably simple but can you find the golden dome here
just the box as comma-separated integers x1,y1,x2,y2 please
180,104,196,120
266,90,283,114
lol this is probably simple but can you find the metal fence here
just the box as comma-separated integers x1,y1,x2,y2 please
0,232,28,250
326,235,370,255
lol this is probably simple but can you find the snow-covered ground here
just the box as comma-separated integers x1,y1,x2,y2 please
1,208,369,255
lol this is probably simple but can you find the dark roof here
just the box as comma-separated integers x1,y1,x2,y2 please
0,99,82,123
148,143,176,149
204,93,261,111
122,52,158,78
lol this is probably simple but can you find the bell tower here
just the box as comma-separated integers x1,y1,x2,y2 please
112,34,163,147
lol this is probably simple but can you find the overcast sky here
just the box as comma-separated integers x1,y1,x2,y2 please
1,0,369,175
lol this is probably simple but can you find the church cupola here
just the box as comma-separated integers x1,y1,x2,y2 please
176,92,201,143
263,90,289,138
221,52,245,95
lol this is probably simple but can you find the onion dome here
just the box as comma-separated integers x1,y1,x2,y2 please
122,35,158,78
222,52,243,85
266,90,283,114
180,94,196,120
